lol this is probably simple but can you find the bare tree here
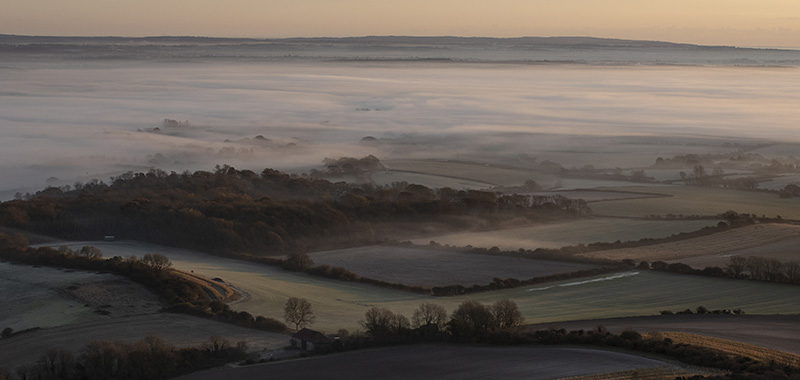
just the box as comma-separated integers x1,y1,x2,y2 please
784,261,800,284
80,246,103,259
492,299,524,329
284,297,315,330
141,253,172,272
411,303,448,329
450,301,495,339
360,307,396,339
726,256,748,278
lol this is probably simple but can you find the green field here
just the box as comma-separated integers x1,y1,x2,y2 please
55,242,800,333
591,185,800,220
412,217,719,251
383,159,554,187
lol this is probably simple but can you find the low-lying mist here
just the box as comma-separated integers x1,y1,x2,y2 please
2,54,799,198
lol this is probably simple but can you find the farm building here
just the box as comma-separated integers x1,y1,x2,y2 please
291,328,331,350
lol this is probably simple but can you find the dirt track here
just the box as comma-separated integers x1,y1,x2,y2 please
526,314,800,354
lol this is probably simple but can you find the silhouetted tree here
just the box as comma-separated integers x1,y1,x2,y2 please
284,297,315,331
492,299,524,329
411,303,448,330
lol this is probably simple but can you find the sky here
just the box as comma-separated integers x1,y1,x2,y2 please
3,0,800,47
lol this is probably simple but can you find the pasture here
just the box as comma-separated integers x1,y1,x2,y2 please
672,235,800,269
412,217,719,251
590,185,800,219
0,261,161,332
382,159,554,187
369,170,491,190
175,345,694,380
49,242,800,333
307,246,598,287
578,223,800,262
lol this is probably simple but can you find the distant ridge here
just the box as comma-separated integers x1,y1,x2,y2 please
0,34,719,49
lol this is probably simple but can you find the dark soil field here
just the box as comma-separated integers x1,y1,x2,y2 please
526,314,800,355
308,246,597,287
176,345,691,380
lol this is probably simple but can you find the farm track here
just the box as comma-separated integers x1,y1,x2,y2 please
578,223,800,262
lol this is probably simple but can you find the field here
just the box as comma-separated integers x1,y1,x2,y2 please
527,314,800,355
0,313,289,369
308,246,598,287
382,159,555,187
646,331,800,367
370,170,492,190
578,223,800,262
412,217,719,251
590,185,800,220
0,261,162,331
175,345,694,380
673,236,800,268
759,173,800,190
50,242,800,333
529,189,665,202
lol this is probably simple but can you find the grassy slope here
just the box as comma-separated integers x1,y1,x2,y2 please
51,242,800,333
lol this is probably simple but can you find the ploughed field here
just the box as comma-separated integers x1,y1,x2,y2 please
175,345,695,380
307,246,598,287
578,223,800,264
412,217,719,251
52,242,800,332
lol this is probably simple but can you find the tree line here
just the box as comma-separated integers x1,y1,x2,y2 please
3,335,247,380
357,300,524,344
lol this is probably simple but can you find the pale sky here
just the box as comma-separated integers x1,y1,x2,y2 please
3,0,800,47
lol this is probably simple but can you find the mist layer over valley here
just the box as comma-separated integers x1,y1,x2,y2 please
2,36,800,198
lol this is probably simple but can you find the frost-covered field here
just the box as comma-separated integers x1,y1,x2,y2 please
53,241,800,332
308,246,597,287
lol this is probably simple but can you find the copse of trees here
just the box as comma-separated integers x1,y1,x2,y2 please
361,300,523,344
0,165,589,257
